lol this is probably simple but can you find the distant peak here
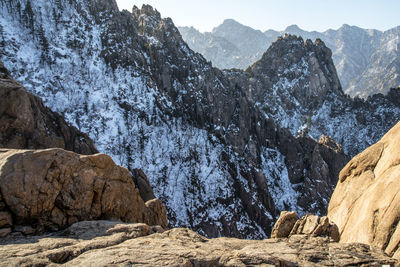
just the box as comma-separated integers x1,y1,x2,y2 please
221,19,241,26
338,24,362,31
285,24,302,32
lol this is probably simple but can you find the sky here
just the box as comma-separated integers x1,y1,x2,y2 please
115,0,400,33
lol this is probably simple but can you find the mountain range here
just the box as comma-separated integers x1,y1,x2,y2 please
179,20,400,98
1,0,400,239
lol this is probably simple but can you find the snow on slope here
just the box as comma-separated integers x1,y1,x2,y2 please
0,0,280,238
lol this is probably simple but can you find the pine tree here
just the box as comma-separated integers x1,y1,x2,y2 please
16,1,21,17
0,24,5,51
23,0,34,33
38,24,49,62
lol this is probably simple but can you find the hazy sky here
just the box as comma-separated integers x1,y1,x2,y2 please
115,0,399,33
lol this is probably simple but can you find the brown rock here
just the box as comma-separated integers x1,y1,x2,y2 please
301,214,320,234
318,135,344,153
0,148,168,233
313,216,330,236
328,120,400,258
0,227,11,237
131,169,156,201
0,220,396,266
145,199,168,228
272,211,339,241
0,62,97,155
0,211,12,227
13,225,35,235
270,211,298,238
329,224,340,242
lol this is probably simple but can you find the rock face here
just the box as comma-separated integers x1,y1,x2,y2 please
0,148,168,235
328,120,400,258
271,211,339,242
179,21,400,98
270,211,299,238
0,220,396,266
0,62,97,154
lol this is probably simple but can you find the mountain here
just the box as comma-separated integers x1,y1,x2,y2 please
179,21,400,98
179,19,271,70
1,0,399,239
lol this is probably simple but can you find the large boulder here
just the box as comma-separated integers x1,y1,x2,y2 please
0,148,168,235
271,211,339,241
0,220,396,266
328,120,400,258
270,211,298,238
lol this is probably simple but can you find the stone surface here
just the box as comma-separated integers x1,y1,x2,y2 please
0,62,97,155
270,211,298,238
271,211,340,242
0,220,395,266
0,211,12,227
0,148,168,234
328,120,400,258
131,169,156,202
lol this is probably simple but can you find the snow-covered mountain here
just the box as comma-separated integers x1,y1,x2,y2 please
1,0,399,239
179,21,400,98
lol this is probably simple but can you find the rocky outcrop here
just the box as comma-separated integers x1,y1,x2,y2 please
328,120,400,258
131,169,156,202
0,148,168,236
295,134,349,214
0,220,396,266
271,211,339,241
270,211,299,238
0,62,97,155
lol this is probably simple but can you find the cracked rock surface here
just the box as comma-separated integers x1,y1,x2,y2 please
0,220,396,266
0,148,168,234
328,120,400,258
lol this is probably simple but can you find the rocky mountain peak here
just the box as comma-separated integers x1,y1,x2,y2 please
214,18,243,30
318,135,343,154
133,4,161,20
284,24,302,32
249,34,343,112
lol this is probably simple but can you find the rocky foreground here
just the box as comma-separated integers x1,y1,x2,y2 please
0,220,396,267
